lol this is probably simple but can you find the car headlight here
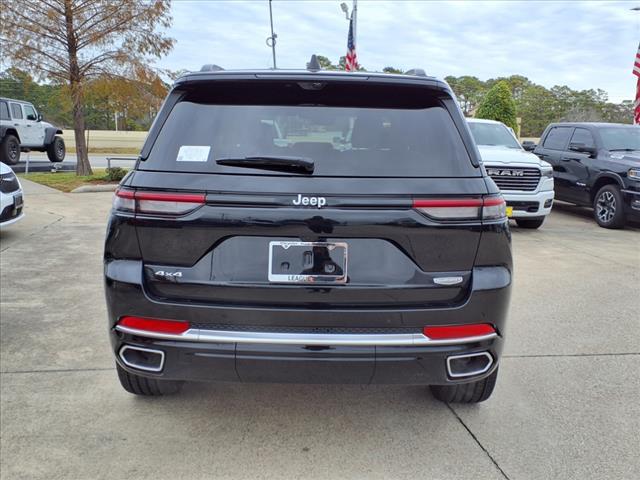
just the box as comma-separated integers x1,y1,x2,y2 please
628,168,640,181
541,168,554,178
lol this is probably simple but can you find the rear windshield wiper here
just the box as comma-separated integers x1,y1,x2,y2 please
216,156,314,174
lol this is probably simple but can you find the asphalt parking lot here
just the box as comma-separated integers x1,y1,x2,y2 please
1,179,639,480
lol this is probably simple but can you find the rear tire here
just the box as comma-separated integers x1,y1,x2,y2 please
515,217,545,229
46,136,65,162
430,367,498,403
116,362,183,396
1,135,20,165
593,185,626,229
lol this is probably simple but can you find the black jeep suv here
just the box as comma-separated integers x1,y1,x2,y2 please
104,64,512,403
534,122,640,228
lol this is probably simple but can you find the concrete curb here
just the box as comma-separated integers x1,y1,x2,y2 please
71,184,118,193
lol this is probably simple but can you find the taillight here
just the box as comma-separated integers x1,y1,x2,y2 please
113,189,205,216
118,316,190,334
413,196,506,221
481,196,507,220
423,324,496,340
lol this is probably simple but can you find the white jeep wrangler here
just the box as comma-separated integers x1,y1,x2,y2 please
0,97,66,165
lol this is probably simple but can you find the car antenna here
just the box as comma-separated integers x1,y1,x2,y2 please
307,55,322,72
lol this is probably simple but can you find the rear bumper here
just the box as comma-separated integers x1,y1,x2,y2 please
114,330,502,385
105,261,511,385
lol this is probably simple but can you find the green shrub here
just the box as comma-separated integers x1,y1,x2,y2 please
105,167,127,182
475,81,518,132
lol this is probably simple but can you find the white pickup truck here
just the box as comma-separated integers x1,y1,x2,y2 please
0,97,66,165
468,118,554,229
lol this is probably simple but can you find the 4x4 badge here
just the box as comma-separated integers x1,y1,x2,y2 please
292,194,326,208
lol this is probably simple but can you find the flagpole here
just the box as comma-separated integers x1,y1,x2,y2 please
266,0,277,69
633,7,640,123
352,0,357,55
341,0,359,71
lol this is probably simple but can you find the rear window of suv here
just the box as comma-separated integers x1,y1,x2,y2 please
0,101,9,120
140,81,478,177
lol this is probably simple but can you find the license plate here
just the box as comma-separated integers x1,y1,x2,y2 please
506,206,513,218
268,241,348,284
13,194,23,210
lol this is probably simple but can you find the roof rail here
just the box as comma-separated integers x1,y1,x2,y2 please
200,64,224,72
405,68,427,77
306,55,321,72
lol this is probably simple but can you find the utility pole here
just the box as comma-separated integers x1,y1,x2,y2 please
266,0,277,69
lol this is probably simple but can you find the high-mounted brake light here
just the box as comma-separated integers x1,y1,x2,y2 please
423,324,496,340
413,196,506,221
113,189,206,216
118,316,190,334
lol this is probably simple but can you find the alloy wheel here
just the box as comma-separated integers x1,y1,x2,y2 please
596,191,616,224
8,141,18,161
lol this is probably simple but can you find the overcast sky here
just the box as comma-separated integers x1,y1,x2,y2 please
158,0,639,103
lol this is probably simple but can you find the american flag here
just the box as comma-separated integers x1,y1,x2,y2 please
345,11,358,71
634,43,640,124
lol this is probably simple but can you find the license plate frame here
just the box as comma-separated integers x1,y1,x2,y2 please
268,241,348,284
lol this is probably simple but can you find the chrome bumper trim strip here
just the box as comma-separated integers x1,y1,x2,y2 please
115,326,497,346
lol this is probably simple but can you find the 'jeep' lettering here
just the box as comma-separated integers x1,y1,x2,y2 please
293,194,327,208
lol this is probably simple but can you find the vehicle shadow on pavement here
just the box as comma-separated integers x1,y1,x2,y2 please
551,201,640,230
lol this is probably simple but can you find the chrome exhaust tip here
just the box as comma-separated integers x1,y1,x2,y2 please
446,352,493,378
119,345,165,373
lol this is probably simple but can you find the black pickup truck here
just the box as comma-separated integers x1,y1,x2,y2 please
534,122,640,228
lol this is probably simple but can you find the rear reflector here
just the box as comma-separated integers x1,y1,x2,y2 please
423,324,496,340
114,189,205,216
413,196,506,221
118,316,190,334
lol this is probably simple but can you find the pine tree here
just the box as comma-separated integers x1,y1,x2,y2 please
475,81,518,132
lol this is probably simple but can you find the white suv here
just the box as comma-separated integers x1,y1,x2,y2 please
0,97,66,165
0,162,24,227
468,118,554,229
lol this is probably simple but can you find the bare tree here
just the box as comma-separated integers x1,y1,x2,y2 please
1,0,174,175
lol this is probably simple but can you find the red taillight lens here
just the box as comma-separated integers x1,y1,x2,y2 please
423,324,496,340
413,198,483,220
118,316,190,334
413,196,506,221
113,189,205,216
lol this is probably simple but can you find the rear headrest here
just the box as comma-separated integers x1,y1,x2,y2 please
256,122,277,148
350,115,386,149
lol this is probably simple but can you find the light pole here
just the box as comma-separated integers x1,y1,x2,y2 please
340,0,357,71
266,0,277,69
340,2,349,20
